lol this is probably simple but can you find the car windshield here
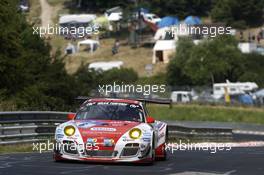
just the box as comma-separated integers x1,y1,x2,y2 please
75,102,144,122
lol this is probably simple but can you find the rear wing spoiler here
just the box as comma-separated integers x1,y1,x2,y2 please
75,96,172,108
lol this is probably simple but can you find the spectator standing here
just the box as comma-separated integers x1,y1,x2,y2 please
112,39,120,55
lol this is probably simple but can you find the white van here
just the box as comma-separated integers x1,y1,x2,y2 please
170,91,192,103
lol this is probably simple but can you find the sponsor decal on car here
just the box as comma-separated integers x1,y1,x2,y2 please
122,135,134,142
142,138,151,142
66,136,79,140
143,132,152,137
56,128,63,134
123,138,135,142
56,134,64,139
90,127,116,132
87,138,97,146
158,132,165,139
103,138,115,147
155,122,163,129
77,120,104,128
97,102,127,106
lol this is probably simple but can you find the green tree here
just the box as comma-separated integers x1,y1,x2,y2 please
151,0,212,17
74,65,102,96
239,53,264,87
166,37,196,86
0,0,80,110
211,0,264,27
167,35,246,86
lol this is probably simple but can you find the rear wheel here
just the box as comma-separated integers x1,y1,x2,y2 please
160,128,168,161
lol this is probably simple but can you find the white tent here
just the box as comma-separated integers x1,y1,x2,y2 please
154,24,189,41
59,14,96,24
254,89,264,97
238,42,257,53
77,39,100,53
106,12,122,21
105,6,122,22
88,61,124,71
153,40,176,64
154,27,171,40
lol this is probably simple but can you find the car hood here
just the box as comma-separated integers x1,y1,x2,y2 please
74,120,140,143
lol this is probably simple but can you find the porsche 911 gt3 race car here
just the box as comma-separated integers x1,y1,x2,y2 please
53,97,169,164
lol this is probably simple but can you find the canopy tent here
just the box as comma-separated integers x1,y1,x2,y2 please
59,14,96,25
77,39,100,53
158,16,179,28
105,6,123,22
238,42,257,53
153,40,176,64
238,94,253,105
154,24,189,40
254,89,264,97
88,61,124,71
107,12,122,21
105,6,122,15
253,89,264,105
154,27,170,40
184,16,201,25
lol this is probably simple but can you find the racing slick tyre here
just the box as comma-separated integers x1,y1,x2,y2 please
149,136,156,164
53,153,63,162
159,128,168,161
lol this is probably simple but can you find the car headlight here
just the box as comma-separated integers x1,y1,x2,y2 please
64,125,75,136
129,128,142,139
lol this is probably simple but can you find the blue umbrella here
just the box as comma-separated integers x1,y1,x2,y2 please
158,16,179,28
184,16,201,25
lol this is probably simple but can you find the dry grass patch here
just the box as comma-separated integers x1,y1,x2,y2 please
63,38,167,76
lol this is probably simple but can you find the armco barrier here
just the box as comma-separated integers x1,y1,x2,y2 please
0,111,69,145
168,125,233,141
0,112,233,145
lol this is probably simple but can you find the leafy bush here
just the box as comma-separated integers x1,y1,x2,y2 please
211,0,264,28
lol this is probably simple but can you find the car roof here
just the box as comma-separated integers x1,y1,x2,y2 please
87,98,140,105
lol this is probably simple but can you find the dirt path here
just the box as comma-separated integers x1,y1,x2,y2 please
40,0,53,27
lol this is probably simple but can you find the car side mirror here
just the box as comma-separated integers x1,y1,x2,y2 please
67,113,75,120
146,116,155,123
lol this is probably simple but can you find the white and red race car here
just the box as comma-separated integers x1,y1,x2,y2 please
53,97,169,164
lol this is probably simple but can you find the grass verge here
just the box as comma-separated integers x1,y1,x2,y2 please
148,104,264,124
63,38,166,76
0,144,34,154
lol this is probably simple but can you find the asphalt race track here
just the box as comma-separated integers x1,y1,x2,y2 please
0,147,263,175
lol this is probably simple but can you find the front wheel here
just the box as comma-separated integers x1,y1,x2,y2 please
162,128,169,160
53,153,63,162
159,128,168,161
148,136,156,164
